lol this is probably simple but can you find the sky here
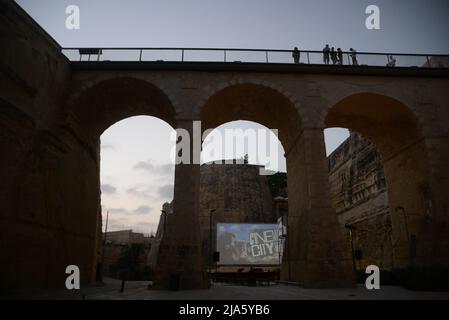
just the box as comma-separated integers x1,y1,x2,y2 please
15,0,449,234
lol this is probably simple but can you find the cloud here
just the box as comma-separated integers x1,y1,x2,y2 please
133,205,152,215
158,184,174,200
127,185,153,198
106,207,127,214
101,184,117,194
101,144,115,151
103,206,153,216
133,160,174,176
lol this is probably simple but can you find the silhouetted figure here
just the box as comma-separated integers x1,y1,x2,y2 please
323,44,330,64
337,48,343,65
217,232,239,264
387,55,396,67
330,47,338,65
350,48,358,65
292,47,300,64
119,269,127,293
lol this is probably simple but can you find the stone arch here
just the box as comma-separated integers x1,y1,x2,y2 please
67,77,177,140
27,77,180,289
324,92,434,268
317,89,425,131
201,79,301,109
200,82,354,287
325,92,423,156
200,82,302,150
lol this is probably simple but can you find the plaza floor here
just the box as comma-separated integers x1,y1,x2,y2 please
7,277,449,300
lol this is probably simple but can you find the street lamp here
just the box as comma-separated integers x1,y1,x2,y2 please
345,223,357,274
395,206,413,267
284,210,291,281
209,209,217,274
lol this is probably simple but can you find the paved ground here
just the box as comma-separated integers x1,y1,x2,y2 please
5,278,449,300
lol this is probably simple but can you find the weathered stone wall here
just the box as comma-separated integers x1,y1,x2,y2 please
0,1,89,293
328,132,393,270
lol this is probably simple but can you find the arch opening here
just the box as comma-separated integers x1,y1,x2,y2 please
198,83,356,286
199,120,287,277
324,92,433,274
100,115,176,282
59,78,178,286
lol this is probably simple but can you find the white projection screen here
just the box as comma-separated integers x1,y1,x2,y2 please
216,223,283,266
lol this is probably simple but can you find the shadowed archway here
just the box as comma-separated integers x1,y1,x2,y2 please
20,77,182,289
325,92,439,269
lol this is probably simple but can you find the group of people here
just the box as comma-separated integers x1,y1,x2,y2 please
322,44,354,65
292,45,397,67
292,45,358,66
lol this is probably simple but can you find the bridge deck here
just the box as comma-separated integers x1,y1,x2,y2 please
70,61,449,78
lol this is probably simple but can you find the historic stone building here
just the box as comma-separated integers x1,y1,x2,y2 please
328,133,393,271
104,230,154,246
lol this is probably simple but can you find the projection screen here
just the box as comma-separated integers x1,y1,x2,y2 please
216,223,284,266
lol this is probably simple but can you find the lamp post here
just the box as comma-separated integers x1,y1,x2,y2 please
395,206,413,267
285,210,291,282
345,224,357,275
209,209,216,274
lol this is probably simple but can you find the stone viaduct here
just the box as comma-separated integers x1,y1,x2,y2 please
1,1,449,292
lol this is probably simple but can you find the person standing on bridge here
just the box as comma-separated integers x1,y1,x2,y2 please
387,55,396,67
330,47,338,65
323,44,330,65
337,48,343,65
350,48,358,66
292,47,300,64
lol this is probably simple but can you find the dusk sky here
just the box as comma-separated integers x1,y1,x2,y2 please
16,0,449,234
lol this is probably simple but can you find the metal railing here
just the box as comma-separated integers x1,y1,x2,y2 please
62,47,449,69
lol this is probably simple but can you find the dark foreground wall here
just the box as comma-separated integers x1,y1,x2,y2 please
0,1,101,293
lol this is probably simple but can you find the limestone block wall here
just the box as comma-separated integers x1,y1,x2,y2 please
328,133,393,270
0,2,102,293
